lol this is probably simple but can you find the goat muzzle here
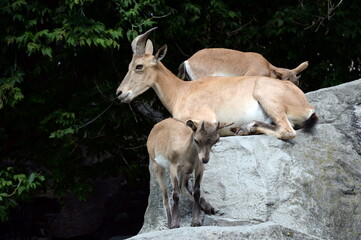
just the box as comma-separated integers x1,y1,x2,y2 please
202,157,209,164
116,91,132,103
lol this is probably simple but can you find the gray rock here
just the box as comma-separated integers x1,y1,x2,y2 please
130,223,321,240
130,79,361,240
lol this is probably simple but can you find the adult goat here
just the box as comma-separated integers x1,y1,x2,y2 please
116,28,318,139
178,48,308,86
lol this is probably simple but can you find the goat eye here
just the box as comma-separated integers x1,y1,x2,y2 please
135,64,143,70
194,139,200,145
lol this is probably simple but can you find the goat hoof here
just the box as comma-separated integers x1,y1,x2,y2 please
279,131,296,140
230,127,248,136
230,127,238,134
170,223,180,229
231,121,258,135
200,198,215,214
191,221,202,227
203,206,215,215
210,207,215,215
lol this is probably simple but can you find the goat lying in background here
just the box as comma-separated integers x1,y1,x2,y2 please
116,28,318,139
147,118,230,228
178,48,309,86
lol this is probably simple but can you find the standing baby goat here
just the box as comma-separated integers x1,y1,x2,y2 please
147,118,230,228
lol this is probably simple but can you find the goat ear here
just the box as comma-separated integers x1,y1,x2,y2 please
217,122,234,130
292,61,309,74
186,120,198,132
145,40,153,55
272,69,283,79
154,45,167,63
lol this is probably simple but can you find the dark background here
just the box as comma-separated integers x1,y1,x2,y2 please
0,0,360,239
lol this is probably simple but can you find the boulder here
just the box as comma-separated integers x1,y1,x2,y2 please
130,79,361,240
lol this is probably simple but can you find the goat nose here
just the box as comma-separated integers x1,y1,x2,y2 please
202,158,209,164
116,90,122,97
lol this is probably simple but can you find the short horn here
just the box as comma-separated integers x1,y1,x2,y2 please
201,121,205,132
131,27,157,55
292,61,309,74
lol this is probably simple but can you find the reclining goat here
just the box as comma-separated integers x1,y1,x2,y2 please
178,48,308,86
116,28,318,139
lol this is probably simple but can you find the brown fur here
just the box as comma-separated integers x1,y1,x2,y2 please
178,48,308,86
116,28,317,139
147,118,229,228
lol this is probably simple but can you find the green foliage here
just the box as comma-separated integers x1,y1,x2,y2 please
41,110,77,138
158,0,361,89
0,0,160,109
0,0,160,217
0,167,45,222
0,0,360,222
0,69,24,109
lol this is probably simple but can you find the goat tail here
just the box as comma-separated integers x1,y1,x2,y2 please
177,61,193,81
302,112,319,133
177,62,187,80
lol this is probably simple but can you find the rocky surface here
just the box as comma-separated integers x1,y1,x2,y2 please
130,79,361,240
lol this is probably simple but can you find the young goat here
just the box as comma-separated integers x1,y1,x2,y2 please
147,118,230,228
178,48,308,86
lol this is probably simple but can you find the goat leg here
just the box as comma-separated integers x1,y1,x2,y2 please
170,176,180,228
191,173,202,227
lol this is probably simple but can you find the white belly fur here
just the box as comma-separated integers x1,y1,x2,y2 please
212,72,237,77
218,100,270,127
